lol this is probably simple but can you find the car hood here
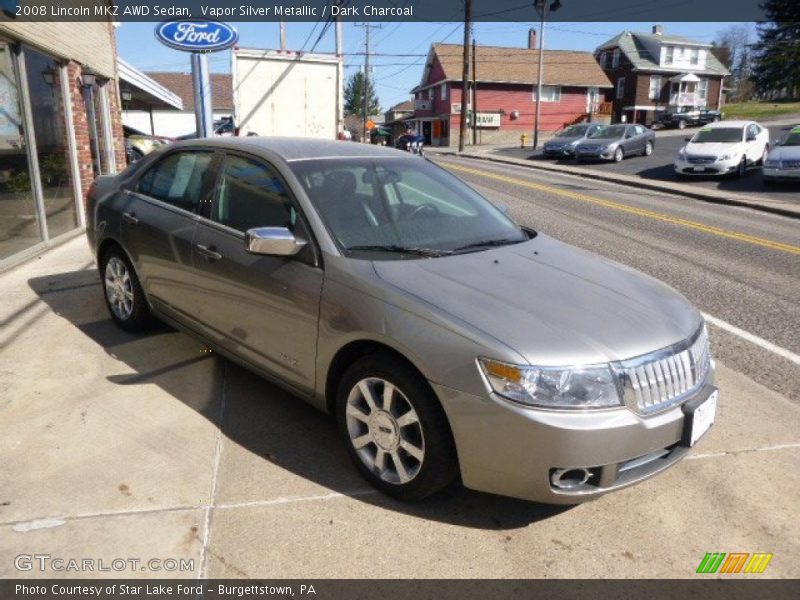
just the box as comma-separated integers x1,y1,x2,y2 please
768,145,800,160
372,235,701,366
547,135,581,144
685,141,741,156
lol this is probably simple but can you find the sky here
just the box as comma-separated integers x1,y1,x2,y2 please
116,20,755,111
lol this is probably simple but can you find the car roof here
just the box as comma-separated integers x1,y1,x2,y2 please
170,136,409,162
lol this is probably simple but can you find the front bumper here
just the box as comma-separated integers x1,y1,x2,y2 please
543,145,576,158
432,380,717,504
674,157,739,176
576,147,614,161
764,166,800,180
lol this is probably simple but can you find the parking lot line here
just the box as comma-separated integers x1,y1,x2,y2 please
703,312,800,367
686,442,800,460
441,162,800,255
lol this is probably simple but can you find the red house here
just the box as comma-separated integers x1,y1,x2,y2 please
409,38,613,146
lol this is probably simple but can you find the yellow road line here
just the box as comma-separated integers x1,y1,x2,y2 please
441,161,800,256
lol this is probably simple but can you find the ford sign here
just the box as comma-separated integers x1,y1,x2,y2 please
155,21,239,53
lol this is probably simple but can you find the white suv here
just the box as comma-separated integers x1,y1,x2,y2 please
674,120,770,178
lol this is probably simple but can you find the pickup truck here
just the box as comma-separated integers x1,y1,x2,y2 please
656,108,723,130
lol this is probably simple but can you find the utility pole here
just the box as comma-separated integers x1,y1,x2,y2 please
458,0,472,152
335,5,344,138
532,0,562,149
355,23,381,143
279,20,286,51
472,37,477,146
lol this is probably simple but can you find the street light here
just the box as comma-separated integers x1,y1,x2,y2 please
532,0,562,150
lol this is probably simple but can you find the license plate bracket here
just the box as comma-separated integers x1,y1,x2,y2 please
681,390,718,447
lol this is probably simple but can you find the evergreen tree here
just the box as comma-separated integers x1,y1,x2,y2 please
344,72,381,117
751,1,800,97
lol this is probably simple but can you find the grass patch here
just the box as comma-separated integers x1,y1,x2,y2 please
723,101,800,120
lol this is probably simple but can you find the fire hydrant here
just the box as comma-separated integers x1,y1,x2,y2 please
520,133,527,148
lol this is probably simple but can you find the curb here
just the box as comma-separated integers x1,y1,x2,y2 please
433,151,800,220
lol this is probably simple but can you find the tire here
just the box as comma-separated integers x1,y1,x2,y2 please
100,246,154,332
336,353,458,501
736,157,747,178
613,146,624,162
644,141,654,157
678,120,687,130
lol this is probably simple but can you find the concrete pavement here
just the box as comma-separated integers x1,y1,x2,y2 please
1,236,798,579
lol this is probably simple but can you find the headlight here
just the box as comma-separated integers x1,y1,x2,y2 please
678,147,687,157
605,142,618,151
478,359,621,409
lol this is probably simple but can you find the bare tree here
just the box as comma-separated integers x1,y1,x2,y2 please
713,24,755,101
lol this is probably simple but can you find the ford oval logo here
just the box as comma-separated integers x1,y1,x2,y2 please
155,20,239,53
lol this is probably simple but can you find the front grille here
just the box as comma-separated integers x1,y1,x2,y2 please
616,326,711,414
578,145,601,152
783,160,800,169
687,155,717,165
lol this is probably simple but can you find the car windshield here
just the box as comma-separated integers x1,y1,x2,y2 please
291,158,529,259
588,125,626,139
692,127,743,143
780,131,800,147
558,124,590,137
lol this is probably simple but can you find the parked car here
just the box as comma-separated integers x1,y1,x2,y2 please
87,138,717,504
175,116,239,140
394,133,425,156
763,125,800,184
542,123,605,158
656,107,723,130
575,124,656,162
674,120,770,178
123,125,171,163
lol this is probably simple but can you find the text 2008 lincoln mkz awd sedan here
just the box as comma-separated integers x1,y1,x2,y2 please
87,138,717,504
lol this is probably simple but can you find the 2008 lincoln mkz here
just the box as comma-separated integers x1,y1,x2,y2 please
87,138,718,504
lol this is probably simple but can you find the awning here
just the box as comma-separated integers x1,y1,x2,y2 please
669,73,702,83
117,58,183,111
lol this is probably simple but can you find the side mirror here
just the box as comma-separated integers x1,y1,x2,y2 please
245,227,306,256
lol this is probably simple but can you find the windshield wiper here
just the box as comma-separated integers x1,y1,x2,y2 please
345,244,453,257
453,238,521,253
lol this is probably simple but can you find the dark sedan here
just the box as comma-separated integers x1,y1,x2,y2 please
575,124,656,162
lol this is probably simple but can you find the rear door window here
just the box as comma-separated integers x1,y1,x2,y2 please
137,151,214,213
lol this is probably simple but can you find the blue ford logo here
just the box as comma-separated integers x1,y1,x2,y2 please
155,20,239,53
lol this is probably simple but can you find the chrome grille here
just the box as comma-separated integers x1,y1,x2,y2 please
578,145,601,152
687,155,716,165
617,326,711,414
783,160,800,169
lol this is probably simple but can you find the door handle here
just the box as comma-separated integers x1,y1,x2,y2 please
122,212,139,224
195,244,223,261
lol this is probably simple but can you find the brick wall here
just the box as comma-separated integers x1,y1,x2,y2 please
66,62,95,211
106,22,126,173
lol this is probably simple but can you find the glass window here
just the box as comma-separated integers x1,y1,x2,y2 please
213,155,298,233
616,77,625,99
697,79,708,103
690,48,699,65
649,75,662,100
612,49,620,68
440,82,447,101
290,158,526,257
137,151,213,213
664,46,674,64
23,47,78,240
0,42,43,260
83,78,111,177
534,85,561,102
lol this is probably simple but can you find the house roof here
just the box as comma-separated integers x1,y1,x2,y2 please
388,100,414,112
417,43,613,89
596,31,730,76
144,72,234,111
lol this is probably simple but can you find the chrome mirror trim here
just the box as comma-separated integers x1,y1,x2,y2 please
245,227,306,257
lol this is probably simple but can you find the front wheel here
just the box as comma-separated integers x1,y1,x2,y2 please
101,247,154,332
644,141,654,156
336,354,458,501
613,147,624,162
678,120,687,130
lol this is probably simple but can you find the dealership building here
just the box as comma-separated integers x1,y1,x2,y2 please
0,19,179,268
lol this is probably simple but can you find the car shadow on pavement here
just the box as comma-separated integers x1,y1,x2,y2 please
635,164,800,196
29,268,573,530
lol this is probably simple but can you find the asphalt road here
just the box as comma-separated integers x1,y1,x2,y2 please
434,155,800,403
492,123,800,202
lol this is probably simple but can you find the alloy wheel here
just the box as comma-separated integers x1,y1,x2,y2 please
345,377,425,485
104,257,134,321
644,141,653,156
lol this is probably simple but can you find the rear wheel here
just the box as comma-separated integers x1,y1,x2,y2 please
100,247,153,332
336,354,458,501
